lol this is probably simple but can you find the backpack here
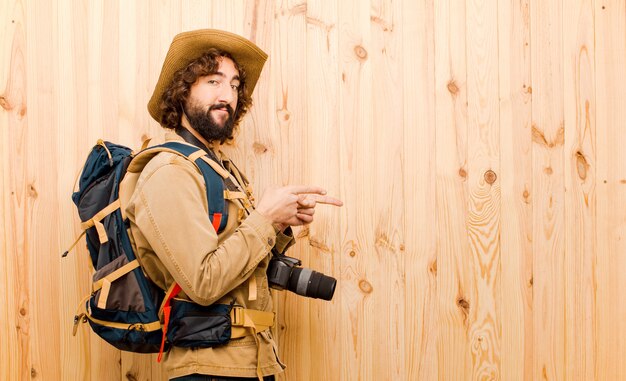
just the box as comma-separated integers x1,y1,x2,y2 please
64,139,232,355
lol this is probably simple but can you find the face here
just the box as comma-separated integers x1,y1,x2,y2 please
184,56,240,142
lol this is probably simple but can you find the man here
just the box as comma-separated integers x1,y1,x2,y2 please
125,29,342,381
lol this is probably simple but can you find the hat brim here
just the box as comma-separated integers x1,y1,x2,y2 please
148,29,268,124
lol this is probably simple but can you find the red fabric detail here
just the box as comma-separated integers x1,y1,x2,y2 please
212,213,222,232
157,283,182,363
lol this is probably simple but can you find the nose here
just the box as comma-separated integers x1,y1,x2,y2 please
217,84,236,105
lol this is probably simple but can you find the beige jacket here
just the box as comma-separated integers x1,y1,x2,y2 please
124,132,293,379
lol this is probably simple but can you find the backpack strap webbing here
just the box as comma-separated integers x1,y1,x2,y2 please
92,259,140,309
72,295,162,337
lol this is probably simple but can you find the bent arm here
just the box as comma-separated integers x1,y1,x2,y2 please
130,156,276,306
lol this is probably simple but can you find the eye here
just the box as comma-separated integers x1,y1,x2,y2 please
208,79,220,86
231,84,240,91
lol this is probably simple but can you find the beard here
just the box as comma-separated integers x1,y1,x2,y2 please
184,101,236,143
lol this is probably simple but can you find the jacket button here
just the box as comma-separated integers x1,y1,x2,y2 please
267,238,275,246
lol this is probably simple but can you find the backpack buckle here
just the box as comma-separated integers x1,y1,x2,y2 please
231,306,244,326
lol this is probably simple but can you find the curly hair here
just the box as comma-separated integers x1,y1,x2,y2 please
159,48,252,134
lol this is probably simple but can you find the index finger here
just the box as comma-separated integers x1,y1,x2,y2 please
286,185,327,195
304,194,344,207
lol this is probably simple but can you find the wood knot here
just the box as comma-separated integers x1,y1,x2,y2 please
575,151,588,180
125,371,138,381
309,237,331,253
354,45,368,61
458,167,467,179
31,368,37,378
0,95,12,111
252,142,268,155
349,250,357,257
358,279,373,294
544,166,553,175
429,260,437,276
484,170,497,185
297,226,310,238
20,308,27,316
447,80,459,95
457,297,470,312
523,188,530,203
526,85,532,94
276,109,291,122
28,184,38,198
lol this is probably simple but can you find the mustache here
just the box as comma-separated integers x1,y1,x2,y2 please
208,103,234,117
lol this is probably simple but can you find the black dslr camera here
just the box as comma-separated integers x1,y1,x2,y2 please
267,252,337,301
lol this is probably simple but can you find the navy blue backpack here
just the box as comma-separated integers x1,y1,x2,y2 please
65,139,229,354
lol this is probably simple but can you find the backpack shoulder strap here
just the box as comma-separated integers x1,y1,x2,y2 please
127,141,229,233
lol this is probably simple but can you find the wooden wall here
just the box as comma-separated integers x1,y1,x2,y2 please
1,0,625,380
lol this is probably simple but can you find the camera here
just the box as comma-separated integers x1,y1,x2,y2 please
267,252,336,301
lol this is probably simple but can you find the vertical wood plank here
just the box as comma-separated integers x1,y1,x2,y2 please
595,1,626,380
57,0,93,379
85,2,123,380
25,0,62,379
434,0,472,378
304,0,342,379
563,1,597,380
466,0,502,379
530,0,566,379
337,0,374,379
147,0,181,139
118,1,163,379
497,1,533,380
118,0,146,148
369,0,405,379
271,1,309,380
234,0,275,181
85,0,120,145
401,0,438,380
1,1,27,380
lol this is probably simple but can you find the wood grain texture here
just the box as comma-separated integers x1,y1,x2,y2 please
25,0,63,379
497,1,533,380
1,2,27,381
272,2,310,380
434,0,473,379
369,0,406,379
466,0,502,379
531,0,566,380
304,0,342,380
337,0,376,379
563,1,596,380
1,1,625,380
56,0,91,379
595,1,626,380
401,0,438,380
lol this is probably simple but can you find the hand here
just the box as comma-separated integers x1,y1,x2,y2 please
256,185,343,228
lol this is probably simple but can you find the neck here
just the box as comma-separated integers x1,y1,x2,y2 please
180,113,218,150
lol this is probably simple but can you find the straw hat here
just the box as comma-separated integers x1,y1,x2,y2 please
148,29,268,124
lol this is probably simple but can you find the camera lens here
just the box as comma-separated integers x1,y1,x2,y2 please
287,267,337,301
